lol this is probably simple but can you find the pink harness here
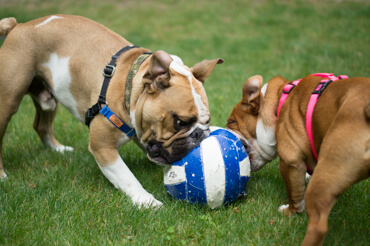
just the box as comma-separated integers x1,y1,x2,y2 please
277,73,348,174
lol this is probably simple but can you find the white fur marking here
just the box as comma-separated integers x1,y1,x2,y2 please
170,55,184,66
43,53,83,122
256,83,276,160
55,145,74,152
35,16,62,28
97,157,163,209
306,172,311,182
256,117,277,161
169,58,209,131
278,204,289,212
117,133,131,147
42,133,74,152
261,83,268,97
0,172,7,179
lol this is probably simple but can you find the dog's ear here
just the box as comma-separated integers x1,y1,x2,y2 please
242,75,263,114
190,58,224,83
144,50,173,94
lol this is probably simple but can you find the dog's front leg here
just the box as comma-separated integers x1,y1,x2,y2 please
278,158,307,214
88,125,163,209
98,154,163,209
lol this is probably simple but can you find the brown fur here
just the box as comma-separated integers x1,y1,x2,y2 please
0,15,223,208
0,17,17,36
227,74,370,246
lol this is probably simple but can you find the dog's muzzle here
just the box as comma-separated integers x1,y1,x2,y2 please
146,128,206,164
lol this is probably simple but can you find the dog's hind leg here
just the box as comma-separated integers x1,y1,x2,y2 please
302,140,369,245
0,45,34,179
28,77,73,153
278,158,307,215
0,100,22,179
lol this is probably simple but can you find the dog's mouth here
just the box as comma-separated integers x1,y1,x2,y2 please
146,128,207,165
147,154,171,165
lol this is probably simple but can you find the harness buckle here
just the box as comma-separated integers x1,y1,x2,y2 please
85,103,102,127
312,80,333,97
103,65,116,77
282,83,296,94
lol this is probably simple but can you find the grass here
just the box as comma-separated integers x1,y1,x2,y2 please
0,0,369,245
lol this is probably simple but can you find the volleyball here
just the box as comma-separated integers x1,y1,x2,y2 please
164,127,251,209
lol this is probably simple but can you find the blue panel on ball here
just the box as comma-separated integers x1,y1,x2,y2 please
184,146,207,204
210,128,239,142
165,182,187,200
235,138,248,160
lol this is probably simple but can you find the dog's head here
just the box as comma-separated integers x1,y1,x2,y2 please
226,75,278,171
132,51,223,165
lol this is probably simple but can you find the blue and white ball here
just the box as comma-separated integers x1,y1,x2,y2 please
164,127,251,209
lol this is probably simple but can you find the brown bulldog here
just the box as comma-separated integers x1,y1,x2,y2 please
0,15,223,209
226,74,370,245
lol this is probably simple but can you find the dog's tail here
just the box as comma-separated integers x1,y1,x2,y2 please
0,17,18,37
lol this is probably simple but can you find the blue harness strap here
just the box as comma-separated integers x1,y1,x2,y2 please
99,105,136,137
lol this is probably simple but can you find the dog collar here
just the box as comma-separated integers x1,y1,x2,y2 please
125,53,152,114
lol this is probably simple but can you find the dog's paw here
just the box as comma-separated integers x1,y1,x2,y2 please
278,204,295,216
133,193,163,210
278,204,290,213
54,145,74,153
0,171,8,180
278,202,304,215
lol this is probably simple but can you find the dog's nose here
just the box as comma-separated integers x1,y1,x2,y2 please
190,128,203,140
147,142,161,157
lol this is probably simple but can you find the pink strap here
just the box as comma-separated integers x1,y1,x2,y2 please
277,73,348,173
277,79,301,117
305,73,348,160
306,92,320,160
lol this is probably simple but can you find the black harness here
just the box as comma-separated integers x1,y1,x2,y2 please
84,45,151,137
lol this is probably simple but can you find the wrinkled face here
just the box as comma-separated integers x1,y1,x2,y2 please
132,51,223,165
226,96,261,170
226,76,277,171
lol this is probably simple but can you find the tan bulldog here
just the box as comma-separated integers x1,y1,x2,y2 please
226,74,370,245
0,15,223,209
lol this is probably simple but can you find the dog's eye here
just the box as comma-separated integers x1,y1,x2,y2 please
227,119,236,125
174,116,197,130
176,119,189,127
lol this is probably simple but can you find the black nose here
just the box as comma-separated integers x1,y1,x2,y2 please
147,142,161,157
190,128,203,140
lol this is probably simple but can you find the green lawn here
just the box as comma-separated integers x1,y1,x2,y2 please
0,0,369,245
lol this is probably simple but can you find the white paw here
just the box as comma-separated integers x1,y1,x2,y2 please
305,172,311,182
132,193,163,210
54,145,74,153
0,172,8,180
278,204,289,212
